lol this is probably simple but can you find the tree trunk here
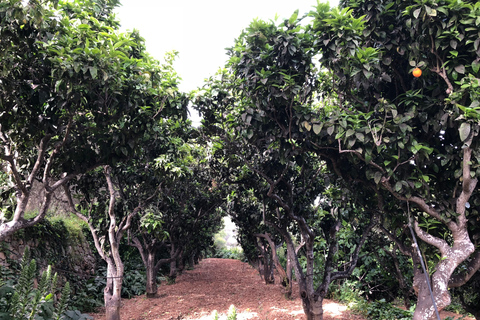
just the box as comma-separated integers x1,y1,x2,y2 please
188,254,195,269
412,242,474,319
177,254,184,274
285,248,293,298
169,259,177,278
104,263,122,320
263,250,274,284
302,295,325,320
255,233,290,296
145,250,157,298
256,237,274,284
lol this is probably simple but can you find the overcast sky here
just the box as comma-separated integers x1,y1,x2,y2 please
115,0,338,93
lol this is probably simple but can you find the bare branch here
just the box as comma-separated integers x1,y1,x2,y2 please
63,184,107,261
456,145,478,228
337,139,386,173
449,250,480,288
28,135,52,186
381,177,450,226
42,120,72,184
330,216,376,282
1,148,27,196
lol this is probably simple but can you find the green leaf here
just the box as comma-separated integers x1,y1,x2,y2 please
472,61,480,74
335,130,345,139
345,129,355,138
395,181,403,192
355,132,365,142
289,10,299,26
327,126,334,136
454,65,465,74
459,122,471,142
374,171,382,184
303,121,312,131
413,8,421,19
313,123,323,135
89,66,98,79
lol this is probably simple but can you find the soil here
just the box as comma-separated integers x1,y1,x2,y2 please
89,258,474,320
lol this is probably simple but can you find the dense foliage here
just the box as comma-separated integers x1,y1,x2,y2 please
2,0,480,319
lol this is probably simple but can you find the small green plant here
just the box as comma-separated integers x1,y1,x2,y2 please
329,280,363,304
351,298,413,320
211,310,219,320
0,247,68,319
0,247,92,320
213,247,244,260
227,304,237,320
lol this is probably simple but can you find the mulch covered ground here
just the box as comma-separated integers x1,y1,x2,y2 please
90,258,473,320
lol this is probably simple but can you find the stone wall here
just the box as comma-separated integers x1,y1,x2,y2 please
0,220,96,283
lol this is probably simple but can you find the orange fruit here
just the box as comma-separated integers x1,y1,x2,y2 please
412,67,422,77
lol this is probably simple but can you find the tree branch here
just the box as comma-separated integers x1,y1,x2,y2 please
63,184,107,261
413,219,450,257
449,250,480,288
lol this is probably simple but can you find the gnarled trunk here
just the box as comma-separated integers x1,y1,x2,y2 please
412,224,475,320
169,259,177,279
104,263,123,320
145,250,157,298
255,232,291,297
302,295,325,320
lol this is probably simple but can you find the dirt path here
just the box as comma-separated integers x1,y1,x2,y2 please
90,258,473,320
90,258,363,320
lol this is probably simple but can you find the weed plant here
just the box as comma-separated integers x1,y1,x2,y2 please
351,298,413,320
227,305,237,320
213,247,244,261
210,304,237,320
328,280,364,304
0,247,92,320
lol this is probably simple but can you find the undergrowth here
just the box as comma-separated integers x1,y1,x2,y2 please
0,247,92,320
213,247,244,261
211,304,237,320
350,299,413,320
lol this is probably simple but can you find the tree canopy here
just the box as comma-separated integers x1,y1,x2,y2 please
2,0,480,320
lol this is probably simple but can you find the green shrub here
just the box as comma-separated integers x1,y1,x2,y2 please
227,304,237,320
0,247,92,320
213,247,244,260
211,310,219,320
328,280,364,304
351,298,413,320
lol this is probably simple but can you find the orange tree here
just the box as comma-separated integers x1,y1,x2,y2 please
196,0,480,319
195,14,376,320
0,0,176,240
303,0,480,319
0,1,187,319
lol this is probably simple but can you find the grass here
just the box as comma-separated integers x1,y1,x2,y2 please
47,212,88,241
22,210,88,243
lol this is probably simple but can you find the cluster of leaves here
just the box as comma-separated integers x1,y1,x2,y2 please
211,304,237,320
0,247,89,320
212,247,244,261
351,298,413,320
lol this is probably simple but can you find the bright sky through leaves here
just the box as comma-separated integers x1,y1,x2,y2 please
115,0,338,93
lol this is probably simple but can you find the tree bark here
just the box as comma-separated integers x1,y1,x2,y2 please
302,295,325,320
255,232,291,297
381,145,478,320
145,250,158,298
104,261,123,320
